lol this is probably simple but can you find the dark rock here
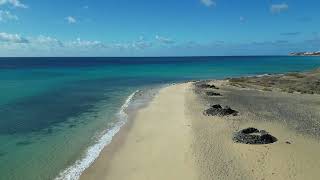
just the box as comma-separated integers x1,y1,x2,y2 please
197,84,210,88
212,104,222,109
206,92,222,96
209,84,219,89
241,127,259,134
260,134,277,144
285,141,291,144
233,127,277,144
204,104,238,116
220,106,238,116
197,83,219,89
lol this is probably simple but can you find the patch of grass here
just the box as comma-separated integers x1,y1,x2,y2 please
286,72,306,78
262,87,272,91
287,89,294,93
229,77,247,83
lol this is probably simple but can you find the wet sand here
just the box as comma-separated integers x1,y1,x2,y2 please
81,70,320,180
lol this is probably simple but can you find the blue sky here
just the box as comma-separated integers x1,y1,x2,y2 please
0,0,319,56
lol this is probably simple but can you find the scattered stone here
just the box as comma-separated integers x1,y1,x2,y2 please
233,127,277,144
241,127,259,134
197,83,219,89
206,91,222,96
204,104,238,116
262,87,272,92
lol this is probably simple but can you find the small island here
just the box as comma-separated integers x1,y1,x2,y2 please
290,51,320,56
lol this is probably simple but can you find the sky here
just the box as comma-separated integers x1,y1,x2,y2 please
0,0,319,56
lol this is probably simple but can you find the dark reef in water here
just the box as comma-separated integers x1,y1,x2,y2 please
16,140,33,146
0,152,7,157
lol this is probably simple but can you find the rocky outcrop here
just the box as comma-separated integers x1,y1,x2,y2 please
196,83,219,89
204,104,238,116
206,91,222,96
233,127,277,144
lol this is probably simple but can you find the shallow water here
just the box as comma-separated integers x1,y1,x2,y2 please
1,56,320,180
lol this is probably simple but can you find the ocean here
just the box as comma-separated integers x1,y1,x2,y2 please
1,56,320,180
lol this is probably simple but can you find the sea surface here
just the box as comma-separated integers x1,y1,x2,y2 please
1,56,320,180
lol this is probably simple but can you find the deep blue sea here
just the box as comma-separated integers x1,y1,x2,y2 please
1,56,320,180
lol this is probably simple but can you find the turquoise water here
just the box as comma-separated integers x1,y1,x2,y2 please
1,56,320,180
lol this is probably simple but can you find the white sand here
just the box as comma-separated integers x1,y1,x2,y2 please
82,82,320,180
81,83,198,180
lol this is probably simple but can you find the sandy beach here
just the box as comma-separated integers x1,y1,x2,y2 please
191,79,320,180
81,83,198,180
81,70,320,180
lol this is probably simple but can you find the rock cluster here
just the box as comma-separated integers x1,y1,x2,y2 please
204,104,238,116
233,127,277,144
206,91,222,96
197,83,219,89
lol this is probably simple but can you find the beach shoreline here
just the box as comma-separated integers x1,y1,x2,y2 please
80,82,198,180
80,69,320,180
2,57,320,180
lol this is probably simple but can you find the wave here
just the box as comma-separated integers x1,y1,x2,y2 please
54,90,140,180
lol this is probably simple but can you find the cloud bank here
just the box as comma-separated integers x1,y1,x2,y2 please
0,10,18,22
0,32,28,43
65,16,76,24
271,3,288,14
200,0,216,7
155,35,175,44
0,0,27,8
0,31,317,57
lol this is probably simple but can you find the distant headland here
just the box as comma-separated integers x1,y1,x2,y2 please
289,51,320,56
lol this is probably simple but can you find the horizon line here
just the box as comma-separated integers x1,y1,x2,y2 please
0,55,292,58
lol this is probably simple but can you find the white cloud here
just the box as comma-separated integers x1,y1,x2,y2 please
109,37,152,50
271,3,288,14
155,35,175,44
240,16,245,23
0,32,28,43
33,35,64,47
200,0,216,7
0,33,192,56
129,36,151,49
0,10,18,22
0,0,27,8
67,38,104,48
65,16,76,24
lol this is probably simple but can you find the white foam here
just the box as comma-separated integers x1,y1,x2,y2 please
54,90,139,180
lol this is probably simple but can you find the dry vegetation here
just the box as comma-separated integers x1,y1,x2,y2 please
228,68,320,94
